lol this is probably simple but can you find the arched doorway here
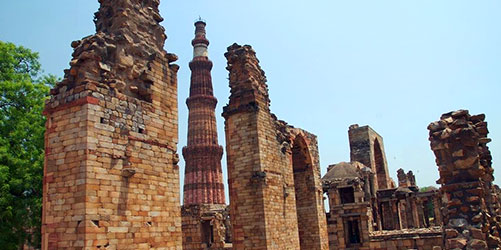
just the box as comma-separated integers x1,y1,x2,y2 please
373,139,388,189
292,135,317,249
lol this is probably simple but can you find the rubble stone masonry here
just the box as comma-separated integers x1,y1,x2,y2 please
222,44,301,249
428,110,501,249
222,44,328,249
42,0,181,249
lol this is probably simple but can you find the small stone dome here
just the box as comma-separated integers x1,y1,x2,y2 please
395,186,413,194
322,161,366,182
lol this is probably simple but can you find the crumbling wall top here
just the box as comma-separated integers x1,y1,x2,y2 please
428,109,493,184
397,168,417,188
428,109,500,248
48,0,178,106
224,43,269,109
95,0,166,51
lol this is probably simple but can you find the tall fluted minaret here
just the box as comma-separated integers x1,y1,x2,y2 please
182,20,225,205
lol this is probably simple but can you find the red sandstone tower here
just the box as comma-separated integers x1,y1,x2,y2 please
182,20,225,205
181,20,230,250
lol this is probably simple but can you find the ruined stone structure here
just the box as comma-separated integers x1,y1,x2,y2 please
181,20,231,250
181,204,230,250
323,161,374,249
428,110,501,249
39,1,501,249
222,44,328,249
42,0,181,248
324,125,443,249
348,125,394,191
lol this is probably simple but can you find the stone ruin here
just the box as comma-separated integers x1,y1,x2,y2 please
428,110,501,249
60,0,179,102
222,44,329,249
40,0,500,249
323,125,443,249
42,0,180,248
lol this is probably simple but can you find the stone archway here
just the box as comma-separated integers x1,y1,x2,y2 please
373,138,388,189
291,134,322,249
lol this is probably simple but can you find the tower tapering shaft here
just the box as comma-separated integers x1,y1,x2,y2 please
182,21,225,205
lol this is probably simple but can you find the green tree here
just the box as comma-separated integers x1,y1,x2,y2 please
0,41,56,249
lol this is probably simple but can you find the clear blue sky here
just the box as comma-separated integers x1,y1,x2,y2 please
1,1,500,201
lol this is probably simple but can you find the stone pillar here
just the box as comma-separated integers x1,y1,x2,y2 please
428,110,500,249
393,200,402,230
417,198,427,228
399,199,409,229
362,170,372,203
222,44,301,249
381,201,393,230
431,194,443,227
397,168,409,187
42,0,181,249
407,170,416,187
410,197,420,228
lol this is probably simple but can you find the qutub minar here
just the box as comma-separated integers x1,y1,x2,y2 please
181,20,231,250
182,19,225,206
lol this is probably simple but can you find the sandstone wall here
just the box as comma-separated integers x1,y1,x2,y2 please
42,0,181,248
348,125,392,190
181,204,230,250
287,128,329,250
222,44,300,249
222,44,328,249
368,228,442,250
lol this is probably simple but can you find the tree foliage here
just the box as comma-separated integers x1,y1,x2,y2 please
0,41,56,249
419,186,438,192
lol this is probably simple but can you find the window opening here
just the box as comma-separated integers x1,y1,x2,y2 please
340,186,355,204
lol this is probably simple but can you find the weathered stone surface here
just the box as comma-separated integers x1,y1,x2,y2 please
324,126,443,249
368,227,443,250
348,124,393,190
181,204,231,250
222,44,328,249
42,0,181,249
51,0,176,103
38,2,501,249
428,110,500,249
